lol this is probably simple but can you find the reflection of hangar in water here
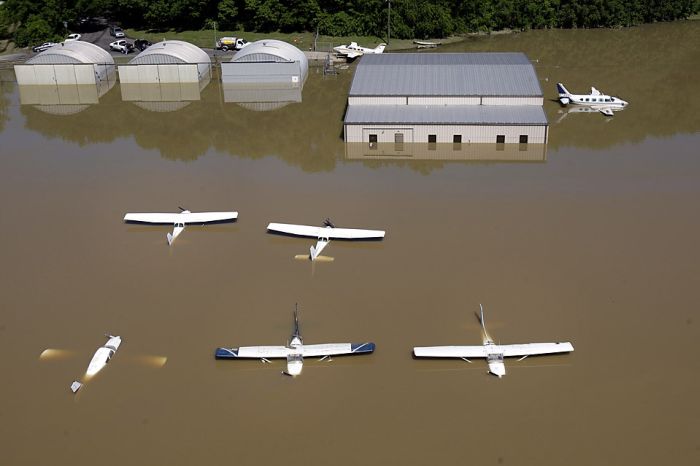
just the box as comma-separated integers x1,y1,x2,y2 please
118,40,211,88
120,81,206,112
344,53,548,146
345,142,546,163
221,40,308,89
17,80,116,115
222,86,302,111
14,41,115,87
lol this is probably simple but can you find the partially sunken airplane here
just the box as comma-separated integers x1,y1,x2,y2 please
267,218,385,261
215,308,375,377
413,305,574,377
123,207,238,245
556,82,628,116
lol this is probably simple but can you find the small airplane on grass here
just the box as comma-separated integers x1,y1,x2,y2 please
556,82,628,116
40,334,167,393
333,42,386,59
267,218,385,261
215,307,375,377
123,207,238,245
413,305,574,378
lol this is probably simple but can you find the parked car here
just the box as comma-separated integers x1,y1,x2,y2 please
109,26,125,38
32,42,58,53
134,39,152,51
109,40,134,54
215,37,249,51
65,33,82,41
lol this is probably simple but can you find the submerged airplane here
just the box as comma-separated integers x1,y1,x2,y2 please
413,305,574,377
215,308,375,377
123,207,238,245
556,82,628,116
333,42,386,59
39,334,122,393
267,218,385,261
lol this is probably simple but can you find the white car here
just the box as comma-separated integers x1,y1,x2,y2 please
65,33,81,41
32,42,58,53
109,40,133,54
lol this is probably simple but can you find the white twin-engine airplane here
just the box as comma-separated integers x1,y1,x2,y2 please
556,82,628,116
333,42,386,59
215,309,375,377
267,218,385,261
413,305,574,378
123,207,238,245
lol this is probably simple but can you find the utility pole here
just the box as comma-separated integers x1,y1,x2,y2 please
387,0,391,44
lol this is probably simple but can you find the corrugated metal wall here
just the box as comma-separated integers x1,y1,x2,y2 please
345,124,547,144
14,64,113,85
348,96,407,105
221,61,302,86
118,64,204,85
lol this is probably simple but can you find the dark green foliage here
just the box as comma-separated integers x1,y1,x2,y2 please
2,0,698,44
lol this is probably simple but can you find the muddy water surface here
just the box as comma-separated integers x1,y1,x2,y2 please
1,21,699,466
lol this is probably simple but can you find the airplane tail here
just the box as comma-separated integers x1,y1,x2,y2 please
375,43,386,53
166,233,174,245
293,305,300,338
556,83,570,96
309,245,317,260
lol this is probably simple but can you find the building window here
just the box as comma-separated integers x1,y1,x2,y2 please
453,135,462,143
496,135,505,144
519,135,528,144
394,133,404,152
369,134,377,150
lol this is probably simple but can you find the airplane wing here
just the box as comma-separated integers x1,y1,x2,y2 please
124,211,237,224
346,51,362,58
413,346,487,358
179,211,238,223
267,223,384,240
499,342,574,357
301,342,375,357
215,346,289,359
326,227,385,240
598,108,614,117
267,223,322,237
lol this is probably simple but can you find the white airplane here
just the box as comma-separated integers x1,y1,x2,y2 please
215,308,375,377
40,335,166,393
123,207,238,245
333,42,386,59
39,335,122,393
413,305,574,378
267,218,385,261
556,82,628,116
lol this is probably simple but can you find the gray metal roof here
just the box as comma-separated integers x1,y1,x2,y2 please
344,105,548,125
27,41,114,65
232,40,308,81
129,40,210,65
349,53,542,97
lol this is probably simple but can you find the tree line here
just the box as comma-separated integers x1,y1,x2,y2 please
2,0,698,47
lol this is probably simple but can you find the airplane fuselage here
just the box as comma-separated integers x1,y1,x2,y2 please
557,83,627,109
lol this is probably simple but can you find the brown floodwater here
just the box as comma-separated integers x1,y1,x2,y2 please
1,21,699,466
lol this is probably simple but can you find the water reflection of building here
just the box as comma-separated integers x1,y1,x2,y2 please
222,85,302,111
120,79,209,112
344,53,548,146
17,79,115,115
345,142,547,163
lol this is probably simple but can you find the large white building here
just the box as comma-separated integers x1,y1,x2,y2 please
343,53,548,147
118,40,211,87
